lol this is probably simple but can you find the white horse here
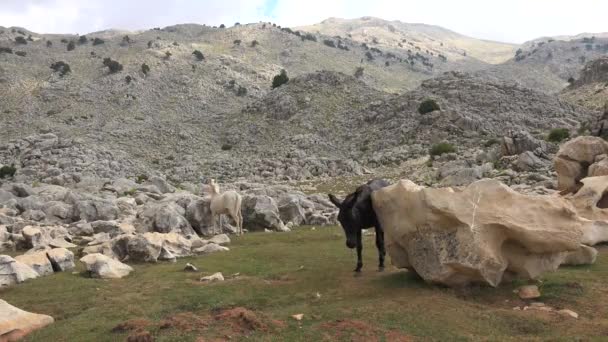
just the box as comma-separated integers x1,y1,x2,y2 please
205,179,243,235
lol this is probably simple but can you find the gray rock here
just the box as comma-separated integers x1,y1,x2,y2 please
80,253,133,279
126,233,163,262
148,176,176,194
21,209,46,222
46,248,75,271
0,255,39,287
14,251,54,276
241,195,286,231
193,243,229,254
209,234,231,246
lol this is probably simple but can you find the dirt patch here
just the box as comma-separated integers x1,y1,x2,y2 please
126,329,154,342
112,318,153,333
213,307,269,334
159,312,209,332
320,319,414,342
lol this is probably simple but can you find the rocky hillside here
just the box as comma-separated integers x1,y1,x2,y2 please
560,57,608,111
298,17,517,64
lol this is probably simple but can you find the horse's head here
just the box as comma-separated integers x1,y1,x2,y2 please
329,193,360,249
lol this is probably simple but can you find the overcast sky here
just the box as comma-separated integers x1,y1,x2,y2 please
1,0,607,43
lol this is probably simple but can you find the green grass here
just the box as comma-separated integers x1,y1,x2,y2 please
2,227,608,341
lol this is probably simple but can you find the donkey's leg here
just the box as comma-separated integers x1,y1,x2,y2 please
375,226,386,271
354,229,363,273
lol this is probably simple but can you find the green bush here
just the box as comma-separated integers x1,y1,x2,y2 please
354,67,364,78
92,37,105,45
192,50,204,61
272,69,289,89
236,86,247,97
67,41,75,51
221,144,233,151
547,128,570,143
15,51,26,57
136,174,148,184
0,164,16,179
418,99,440,114
430,143,455,157
103,58,123,73
233,39,241,46
15,36,27,45
50,61,71,76
78,35,88,44
141,63,150,75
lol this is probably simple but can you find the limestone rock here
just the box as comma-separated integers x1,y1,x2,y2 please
562,245,598,265
372,179,588,287
209,234,231,246
80,253,133,279
200,272,224,282
0,255,38,287
14,251,54,277
0,299,54,340
126,233,163,262
554,136,608,193
517,285,541,299
241,195,287,231
193,243,229,255
46,248,75,272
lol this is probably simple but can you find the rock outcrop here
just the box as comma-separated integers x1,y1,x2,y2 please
372,179,595,287
554,136,608,194
80,253,133,279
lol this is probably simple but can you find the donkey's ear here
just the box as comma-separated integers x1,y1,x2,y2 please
328,194,343,208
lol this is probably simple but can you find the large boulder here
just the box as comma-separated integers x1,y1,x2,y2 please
80,253,133,279
71,197,120,222
554,136,608,194
14,251,54,277
0,255,38,287
501,131,547,156
372,179,590,287
277,194,309,226
139,202,196,236
126,233,164,262
0,299,54,340
46,248,75,272
241,195,287,231
185,198,214,235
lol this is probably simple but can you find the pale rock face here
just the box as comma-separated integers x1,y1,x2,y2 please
0,255,39,287
46,248,75,271
193,243,229,255
562,176,608,246
554,136,608,194
0,299,54,340
372,179,590,287
79,253,133,279
209,234,231,246
14,251,54,277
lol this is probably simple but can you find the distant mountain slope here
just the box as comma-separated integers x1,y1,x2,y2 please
561,56,608,111
297,17,518,64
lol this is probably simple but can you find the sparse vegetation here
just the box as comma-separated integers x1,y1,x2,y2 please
418,99,441,114
301,33,317,42
122,35,131,45
92,38,105,46
164,51,172,60
50,61,71,77
219,24,226,29
430,142,456,156
233,39,242,46
323,39,336,48
250,40,259,47
14,36,27,45
125,75,133,84
141,63,150,76
236,86,247,97
136,174,148,184
365,51,374,61
484,138,500,148
15,51,26,57
0,164,16,179
272,69,289,89
0,47,13,54
221,143,233,151
547,128,570,143
78,35,88,44
46,40,52,48
67,41,75,51
103,58,123,73
354,67,364,78
192,50,205,61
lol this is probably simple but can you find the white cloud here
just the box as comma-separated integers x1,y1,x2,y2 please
0,0,607,43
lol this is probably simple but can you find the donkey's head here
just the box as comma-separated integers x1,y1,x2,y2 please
328,193,360,249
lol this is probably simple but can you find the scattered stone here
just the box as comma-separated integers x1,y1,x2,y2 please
46,248,75,272
209,234,231,246
184,263,198,272
517,285,541,299
193,243,229,255
558,309,579,319
291,314,304,321
14,251,54,277
200,272,224,282
0,255,38,287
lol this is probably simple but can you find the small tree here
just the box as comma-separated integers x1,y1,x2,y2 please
103,57,123,73
92,37,105,45
67,40,75,51
219,24,226,28
547,128,570,143
430,143,456,157
78,35,88,44
418,99,440,114
272,69,289,89
15,36,27,45
141,63,150,75
233,39,242,46
0,164,16,179
50,61,71,76
192,50,205,61
354,66,364,78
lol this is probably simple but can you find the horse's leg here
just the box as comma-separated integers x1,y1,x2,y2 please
237,210,243,235
354,229,363,273
375,225,386,271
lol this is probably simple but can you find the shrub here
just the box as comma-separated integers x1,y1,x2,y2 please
172,41,179,46
27,35,33,41
60,38,68,43
122,35,131,44
92,37,105,45
301,33,317,42
192,50,204,61
234,22,240,26
430,143,455,157
219,24,226,28
484,138,499,148
78,35,88,44
272,69,289,89
125,75,133,84
250,40,259,47
547,128,570,143
236,86,247,97
136,174,148,184
354,67,364,78
221,144,233,151
567,77,575,84
15,51,26,57
67,41,75,51
365,51,374,61
418,99,440,114
0,47,13,54
50,61,71,76
233,39,241,46
164,51,172,60
15,36,27,45
323,39,336,48
103,58,123,73
141,63,150,75
147,40,153,48
46,40,52,47
0,164,16,179
385,61,390,67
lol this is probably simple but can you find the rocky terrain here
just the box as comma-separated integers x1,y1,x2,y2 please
561,56,608,111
